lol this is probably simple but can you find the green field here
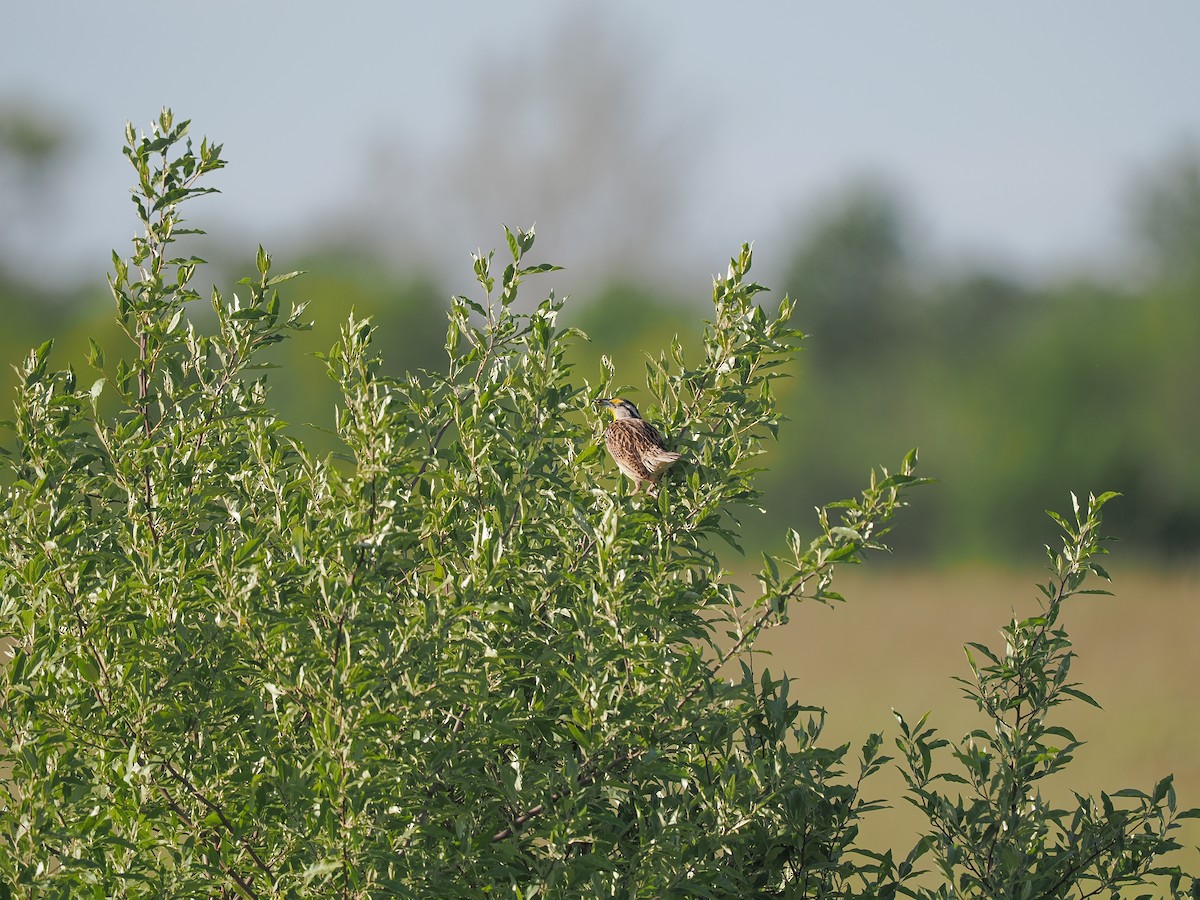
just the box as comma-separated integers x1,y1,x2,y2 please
753,565,1200,881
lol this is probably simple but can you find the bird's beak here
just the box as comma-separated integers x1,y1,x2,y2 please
594,398,610,408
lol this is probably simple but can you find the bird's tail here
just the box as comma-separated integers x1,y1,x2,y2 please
644,450,683,476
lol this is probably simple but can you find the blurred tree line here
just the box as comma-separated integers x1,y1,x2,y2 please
1,105,1197,565
766,164,1200,563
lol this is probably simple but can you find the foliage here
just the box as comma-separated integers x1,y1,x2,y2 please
895,492,1200,898
0,112,1194,900
0,111,924,898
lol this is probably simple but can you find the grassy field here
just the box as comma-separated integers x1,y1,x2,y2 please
751,564,1200,886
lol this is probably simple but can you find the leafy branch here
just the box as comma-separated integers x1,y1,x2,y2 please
895,491,1200,898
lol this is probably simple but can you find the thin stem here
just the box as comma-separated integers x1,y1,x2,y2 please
161,759,274,880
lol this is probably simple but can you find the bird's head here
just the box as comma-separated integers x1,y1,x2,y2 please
594,397,642,420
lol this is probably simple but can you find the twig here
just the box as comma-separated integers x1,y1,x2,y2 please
161,759,275,881
155,784,262,900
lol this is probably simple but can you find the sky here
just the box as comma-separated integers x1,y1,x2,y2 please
3,2,1199,292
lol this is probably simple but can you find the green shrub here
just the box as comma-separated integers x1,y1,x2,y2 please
0,111,1194,899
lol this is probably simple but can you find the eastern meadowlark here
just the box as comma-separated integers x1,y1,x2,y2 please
594,398,682,493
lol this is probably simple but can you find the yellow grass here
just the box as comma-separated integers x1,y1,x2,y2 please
751,565,1200,885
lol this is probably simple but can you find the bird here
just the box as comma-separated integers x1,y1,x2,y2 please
594,397,682,493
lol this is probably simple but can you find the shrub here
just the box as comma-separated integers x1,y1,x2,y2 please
0,111,1194,899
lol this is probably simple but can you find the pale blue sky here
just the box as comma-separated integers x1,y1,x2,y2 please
4,2,1199,289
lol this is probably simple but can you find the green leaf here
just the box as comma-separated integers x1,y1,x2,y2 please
34,338,53,365
574,443,600,465
87,337,105,369
266,270,305,287
517,262,563,275
1154,775,1175,804
761,552,779,586
302,859,341,885
1061,686,1101,709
